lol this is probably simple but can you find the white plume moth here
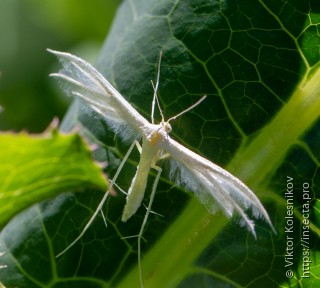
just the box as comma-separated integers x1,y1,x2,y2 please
48,49,275,287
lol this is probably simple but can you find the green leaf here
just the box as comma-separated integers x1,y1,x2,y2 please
1,1,320,287
0,126,108,229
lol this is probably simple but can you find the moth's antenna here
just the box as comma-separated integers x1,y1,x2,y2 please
167,95,207,123
151,52,164,124
151,80,164,122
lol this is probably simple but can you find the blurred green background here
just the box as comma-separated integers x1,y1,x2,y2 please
0,0,120,132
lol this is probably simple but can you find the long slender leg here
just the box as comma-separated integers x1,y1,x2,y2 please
138,164,162,288
56,139,141,258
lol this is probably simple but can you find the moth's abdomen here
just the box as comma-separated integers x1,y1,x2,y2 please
121,166,149,222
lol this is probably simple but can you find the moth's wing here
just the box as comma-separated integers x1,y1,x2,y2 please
162,136,275,237
48,49,149,142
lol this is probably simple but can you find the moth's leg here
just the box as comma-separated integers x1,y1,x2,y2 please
142,203,164,218
137,164,162,288
159,153,170,160
56,139,141,258
134,140,142,154
140,153,170,218
100,209,108,229
100,140,142,228
111,180,128,195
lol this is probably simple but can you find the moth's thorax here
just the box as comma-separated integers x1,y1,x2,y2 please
146,122,170,145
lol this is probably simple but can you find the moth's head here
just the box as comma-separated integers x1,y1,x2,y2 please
161,121,172,133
